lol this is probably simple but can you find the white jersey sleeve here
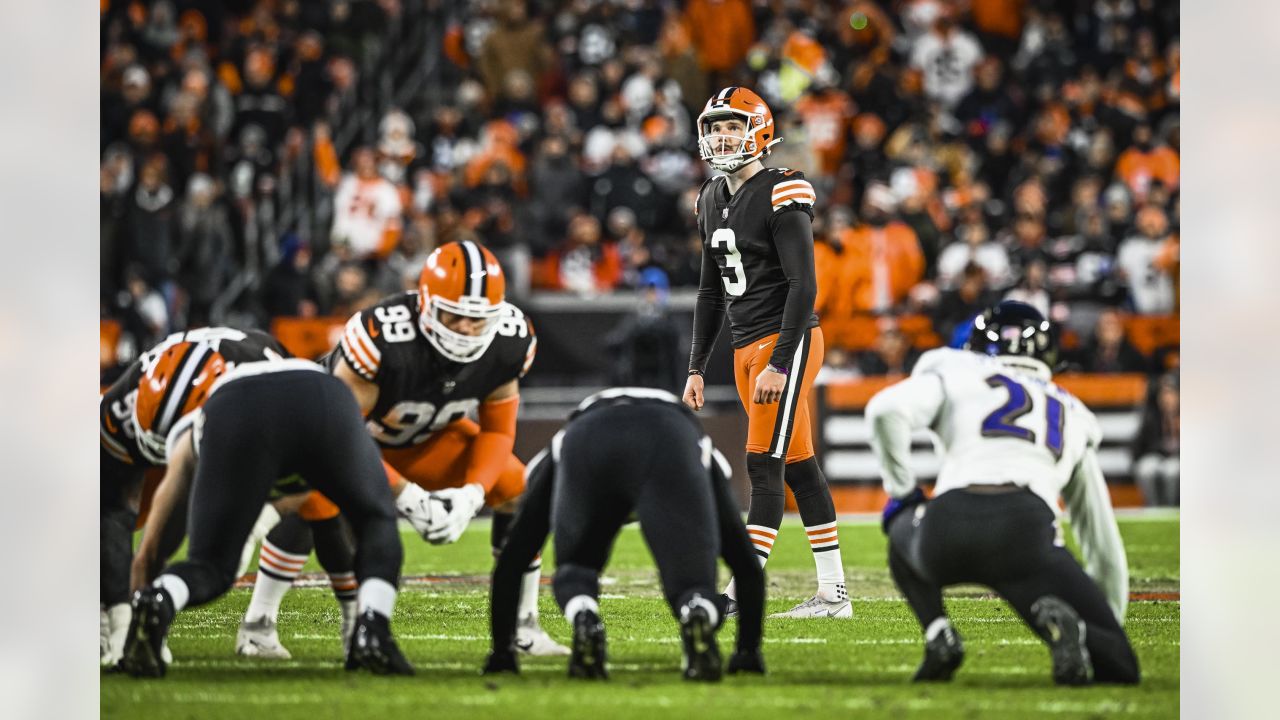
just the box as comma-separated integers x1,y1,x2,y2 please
866,370,946,499
1062,441,1130,623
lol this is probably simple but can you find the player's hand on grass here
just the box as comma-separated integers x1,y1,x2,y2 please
482,650,520,675
753,366,787,404
427,483,485,544
683,373,705,411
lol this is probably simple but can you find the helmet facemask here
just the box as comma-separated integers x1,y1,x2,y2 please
698,111,757,173
420,292,503,363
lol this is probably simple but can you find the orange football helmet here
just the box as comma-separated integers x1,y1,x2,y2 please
696,87,782,173
418,240,506,363
133,340,229,464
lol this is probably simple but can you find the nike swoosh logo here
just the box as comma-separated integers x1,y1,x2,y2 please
367,317,380,338
514,638,534,651
758,340,773,350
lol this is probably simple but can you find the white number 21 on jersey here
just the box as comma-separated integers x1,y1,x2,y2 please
710,228,746,297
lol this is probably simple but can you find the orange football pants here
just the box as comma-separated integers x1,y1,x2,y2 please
733,326,824,463
299,418,526,521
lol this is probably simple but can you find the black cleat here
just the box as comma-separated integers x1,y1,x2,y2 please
118,586,175,679
1031,596,1093,686
726,648,766,675
482,650,519,675
345,610,415,676
718,593,739,619
912,621,965,682
568,609,608,680
679,603,722,682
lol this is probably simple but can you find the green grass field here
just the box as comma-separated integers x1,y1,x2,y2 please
102,514,1179,719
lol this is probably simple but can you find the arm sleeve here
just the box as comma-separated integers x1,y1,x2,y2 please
688,236,727,375
489,447,555,658
865,374,946,499
465,395,519,492
708,445,763,653
1062,447,1130,623
765,209,818,371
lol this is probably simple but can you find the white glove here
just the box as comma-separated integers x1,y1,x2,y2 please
427,484,486,545
395,483,450,541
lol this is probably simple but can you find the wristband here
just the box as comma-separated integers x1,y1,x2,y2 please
688,369,704,377
765,364,789,376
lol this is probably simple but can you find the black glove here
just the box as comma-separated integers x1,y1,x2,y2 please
881,487,927,534
482,650,519,675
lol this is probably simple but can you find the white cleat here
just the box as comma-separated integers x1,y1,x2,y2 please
769,595,853,619
515,614,571,656
236,616,292,659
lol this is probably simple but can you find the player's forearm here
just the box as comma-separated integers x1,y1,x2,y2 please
465,431,514,492
867,409,918,498
689,271,726,374
766,210,817,371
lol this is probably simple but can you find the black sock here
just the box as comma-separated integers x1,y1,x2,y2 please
744,452,785,561
492,511,514,558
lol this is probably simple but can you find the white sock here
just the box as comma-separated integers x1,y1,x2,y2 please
563,594,599,622
723,552,768,601
681,595,720,628
518,556,542,619
925,617,953,642
154,574,190,612
357,577,397,618
106,603,131,653
806,521,847,601
245,540,307,621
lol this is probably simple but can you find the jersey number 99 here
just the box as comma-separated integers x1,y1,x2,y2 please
370,399,480,446
709,229,746,297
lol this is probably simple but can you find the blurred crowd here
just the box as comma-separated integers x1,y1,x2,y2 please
101,0,1178,368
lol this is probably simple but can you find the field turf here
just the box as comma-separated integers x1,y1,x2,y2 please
102,514,1179,719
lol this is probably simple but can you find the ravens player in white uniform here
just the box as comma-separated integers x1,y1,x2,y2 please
236,240,567,656
867,302,1140,685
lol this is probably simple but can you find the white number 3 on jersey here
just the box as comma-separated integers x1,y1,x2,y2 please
710,228,747,297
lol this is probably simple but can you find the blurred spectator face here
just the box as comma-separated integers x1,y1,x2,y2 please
853,115,886,150
352,148,377,179
129,110,160,146
607,206,637,239
568,74,598,109
975,59,1001,91
122,66,150,104
245,49,275,89
1073,176,1102,210
958,222,990,247
503,70,535,103
181,67,209,101
541,134,569,161
876,327,907,366
169,92,199,126
1083,212,1108,241
1025,260,1047,289
1014,215,1045,247
502,0,528,26
335,264,368,298
1088,131,1115,168
1096,310,1125,347
960,263,987,298
1146,182,1171,209
1137,206,1169,238
568,214,602,247
329,57,357,92
140,156,166,191
1132,124,1154,151
1157,378,1178,414
186,173,215,208
861,184,895,225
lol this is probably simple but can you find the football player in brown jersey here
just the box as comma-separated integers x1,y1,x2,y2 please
682,87,851,618
238,241,568,656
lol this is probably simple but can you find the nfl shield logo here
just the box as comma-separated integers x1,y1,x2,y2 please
443,380,456,394
721,208,729,219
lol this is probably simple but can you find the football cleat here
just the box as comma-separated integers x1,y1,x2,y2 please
913,622,965,682
726,648,766,675
118,586,175,679
718,593,739,619
769,595,853,619
236,616,292,660
515,614,570,656
1031,596,1093,686
345,610,414,676
679,601,722,682
567,609,608,680
482,650,519,675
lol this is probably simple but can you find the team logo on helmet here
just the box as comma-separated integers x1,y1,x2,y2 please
418,240,506,363
696,87,782,173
